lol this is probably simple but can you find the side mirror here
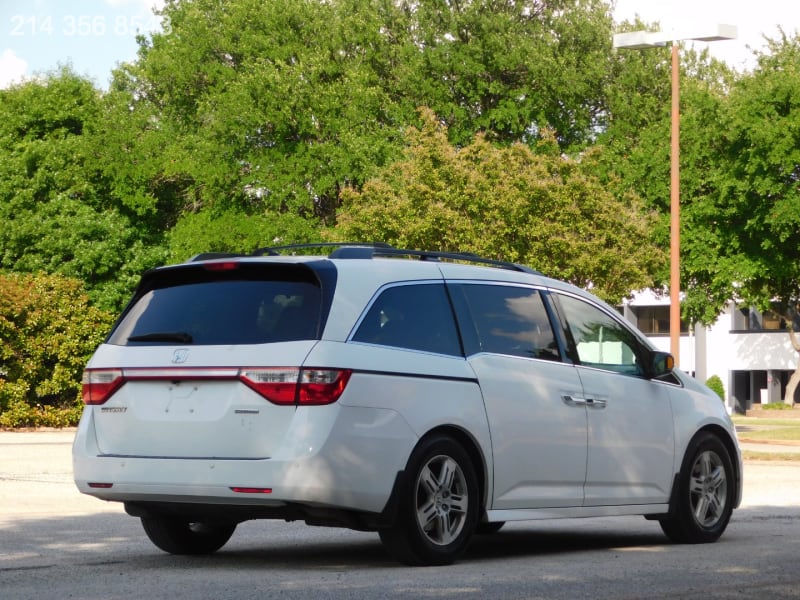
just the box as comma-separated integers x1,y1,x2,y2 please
651,351,675,377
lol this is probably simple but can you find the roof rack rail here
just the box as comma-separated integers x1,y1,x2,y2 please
329,245,542,275
251,242,392,256
247,242,540,275
188,252,246,262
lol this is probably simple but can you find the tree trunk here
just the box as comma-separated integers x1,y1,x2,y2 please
785,326,800,405
786,367,800,406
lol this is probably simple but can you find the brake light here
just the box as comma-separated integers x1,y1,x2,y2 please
82,369,125,405
203,261,239,271
297,369,352,405
240,368,352,405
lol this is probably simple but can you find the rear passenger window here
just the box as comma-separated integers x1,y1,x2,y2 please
352,283,462,356
458,285,559,361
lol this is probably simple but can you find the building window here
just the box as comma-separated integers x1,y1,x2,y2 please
737,306,787,332
761,310,785,330
632,306,689,335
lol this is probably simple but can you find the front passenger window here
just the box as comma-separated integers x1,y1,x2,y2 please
557,294,644,377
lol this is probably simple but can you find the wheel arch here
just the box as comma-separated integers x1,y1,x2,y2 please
678,424,742,509
417,425,491,517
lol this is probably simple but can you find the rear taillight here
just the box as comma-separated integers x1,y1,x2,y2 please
239,368,302,405
81,366,352,406
82,368,125,405
297,369,352,405
240,368,352,405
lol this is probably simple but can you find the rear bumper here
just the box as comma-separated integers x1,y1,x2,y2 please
72,403,416,515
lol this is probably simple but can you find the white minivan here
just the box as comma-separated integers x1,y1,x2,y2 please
74,244,742,565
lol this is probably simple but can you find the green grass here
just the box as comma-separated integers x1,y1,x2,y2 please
733,416,800,428
733,414,800,460
761,402,796,411
738,428,800,442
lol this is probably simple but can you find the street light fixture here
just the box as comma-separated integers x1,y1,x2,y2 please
613,24,737,366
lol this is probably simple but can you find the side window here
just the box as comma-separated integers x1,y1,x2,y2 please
352,283,462,356
557,294,645,376
457,284,560,361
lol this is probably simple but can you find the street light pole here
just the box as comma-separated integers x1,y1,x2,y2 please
613,25,737,366
670,40,680,362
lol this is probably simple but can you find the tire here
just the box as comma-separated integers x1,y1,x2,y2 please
475,521,505,535
379,435,479,566
659,432,735,544
141,517,236,555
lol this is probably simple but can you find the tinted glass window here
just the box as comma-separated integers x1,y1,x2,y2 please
458,284,559,360
557,294,644,376
352,283,461,356
109,272,320,346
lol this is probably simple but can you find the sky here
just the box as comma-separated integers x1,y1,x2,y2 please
2,0,800,90
613,0,800,70
0,0,166,89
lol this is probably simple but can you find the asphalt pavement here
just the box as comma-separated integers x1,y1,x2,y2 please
2,429,800,600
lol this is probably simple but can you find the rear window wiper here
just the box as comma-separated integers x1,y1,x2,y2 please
128,332,194,344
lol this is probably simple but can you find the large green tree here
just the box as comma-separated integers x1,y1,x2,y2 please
604,29,800,403
398,0,615,149
109,0,619,246
117,0,412,227
683,33,800,403
0,68,166,311
331,109,663,303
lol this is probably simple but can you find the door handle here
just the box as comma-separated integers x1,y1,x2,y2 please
562,394,587,407
585,397,607,409
562,395,608,409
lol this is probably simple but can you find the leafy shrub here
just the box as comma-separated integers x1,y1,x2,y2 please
0,272,113,428
705,375,725,402
762,402,794,411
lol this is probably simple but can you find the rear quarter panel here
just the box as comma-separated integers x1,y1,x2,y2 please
304,341,494,500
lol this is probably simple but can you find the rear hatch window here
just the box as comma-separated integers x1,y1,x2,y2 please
108,262,324,346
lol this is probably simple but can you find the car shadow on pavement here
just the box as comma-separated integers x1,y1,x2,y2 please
2,506,799,572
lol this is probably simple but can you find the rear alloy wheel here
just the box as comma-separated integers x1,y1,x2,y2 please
660,432,734,544
380,435,479,565
141,517,236,555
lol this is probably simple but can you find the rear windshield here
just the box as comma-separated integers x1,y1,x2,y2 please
108,265,322,346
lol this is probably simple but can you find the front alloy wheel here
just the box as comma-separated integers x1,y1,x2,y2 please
689,448,728,528
660,432,735,544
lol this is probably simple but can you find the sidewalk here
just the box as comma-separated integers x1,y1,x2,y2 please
0,429,123,519
738,441,800,455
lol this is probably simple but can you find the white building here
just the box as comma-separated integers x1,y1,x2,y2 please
622,291,799,413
